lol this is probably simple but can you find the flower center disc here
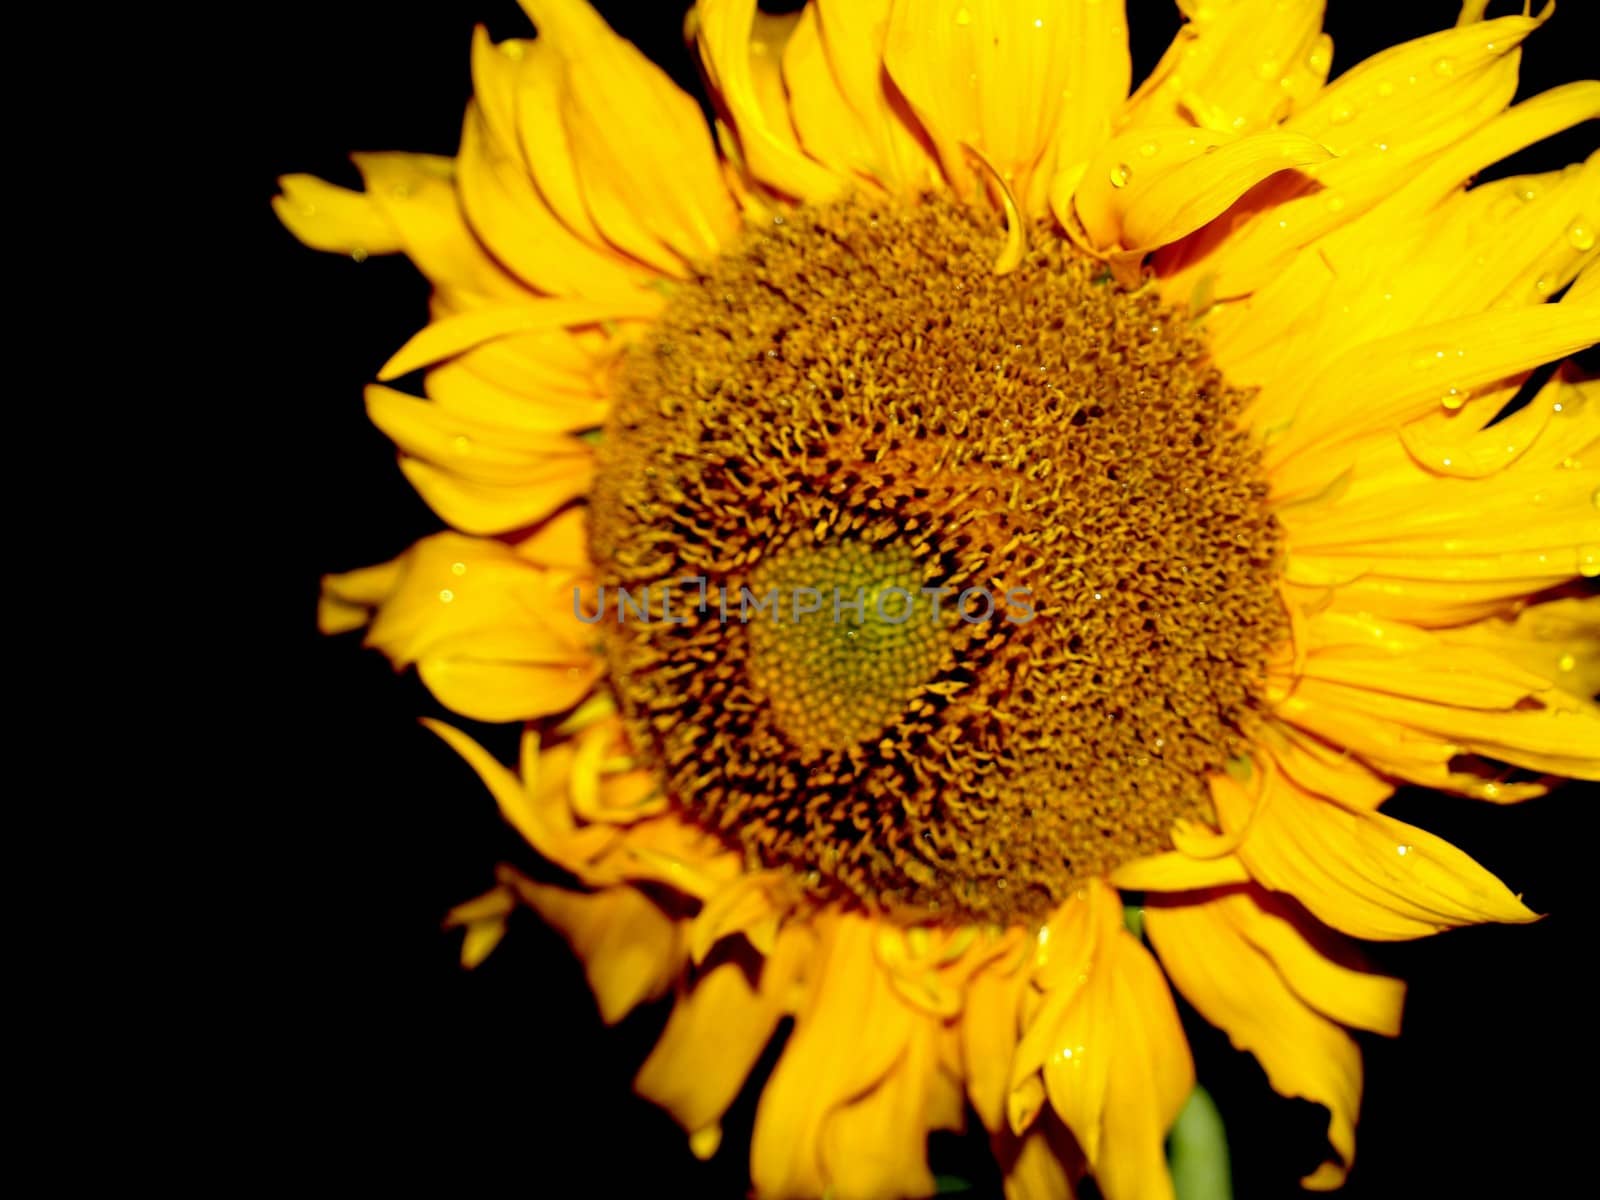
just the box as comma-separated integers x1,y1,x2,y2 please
590,195,1284,925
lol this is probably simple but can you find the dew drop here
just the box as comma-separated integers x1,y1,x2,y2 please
1138,141,1159,158
1581,546,1600,578
439,589,455,604
1330,103,1354,125
1396,843,1412,857
1558,653,1578,673
1433,57,1455,78
453,434,473,454
451,561,467,577
1568,220,1596,251
350,248,369,263
1109,163,1132,188
954,5,971,25
1440,388,1465,411
1534,275,1554,296
1376,80,1395,97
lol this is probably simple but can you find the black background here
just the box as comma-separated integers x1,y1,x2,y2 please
252,2,1598,1195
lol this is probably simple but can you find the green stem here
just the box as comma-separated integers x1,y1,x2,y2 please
1168,1085,1233,1200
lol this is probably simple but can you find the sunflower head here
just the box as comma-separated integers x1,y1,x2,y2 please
280,0,1599,1196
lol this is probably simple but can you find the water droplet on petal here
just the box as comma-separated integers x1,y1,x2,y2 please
1138,141,1159,158
451,561,467,577
1433,57,1455,78
453,434,473,454
1376,80,1395,97
954,5,971,25
1109,163,1132,188
1440,389,1465,411
1580,546,1600,578
1330,104,1354,125
1558,653,1578,673
1396,843,1412,857
350,248,369,263
1568,220,1596,251
439,589,455,604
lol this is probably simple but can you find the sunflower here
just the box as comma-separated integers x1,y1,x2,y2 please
275,0,1599,1196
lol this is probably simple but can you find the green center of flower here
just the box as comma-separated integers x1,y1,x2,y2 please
589,194,1285,925
745,540,951,753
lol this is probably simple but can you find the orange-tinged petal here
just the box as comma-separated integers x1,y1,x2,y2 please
1147,892,1366,1189
501,871,683,1024
635,928,805,1141
443,883,516,968
963,961,1028,1134
820,1017,960,1200
1121,0,1330,135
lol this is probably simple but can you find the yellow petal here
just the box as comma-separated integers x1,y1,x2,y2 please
350,533,602,722
1221,887,1404,1036
1261,303,1600,489
883,0,1093,211
781,5,891,186
751,913,920,1199
1281,609,1600,785
351,153,532,306
378,295,660,382
813,0,943,193
695,0,845,203
1147,892,1366,1189
1011,884,1191,1200
1162,8,1546,298
520,0,741,272
1108,849,1251,891
318,558,403,635
459,31,656,300
1213,754,1538,940
1121,0,1330,135
366,384,594,535
1073,128,1333,254
688,869,788,962
272,173,405,257
992,1114,1084,1200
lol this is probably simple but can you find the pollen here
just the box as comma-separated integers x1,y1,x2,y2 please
589,194,1285,925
